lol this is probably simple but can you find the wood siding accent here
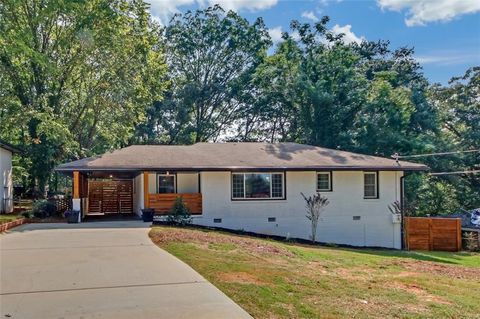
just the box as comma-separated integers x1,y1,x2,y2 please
143,172,149,209
73,171,80,199
405,217,462,252
148,193,202,215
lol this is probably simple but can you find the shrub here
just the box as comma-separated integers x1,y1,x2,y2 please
32,200,57,218
21,211,33,218
464,232,479,252
167,197,192,226
301,192,329,243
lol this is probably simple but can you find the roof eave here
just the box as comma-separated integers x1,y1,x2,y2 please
55,165,429,172
0,141,21,153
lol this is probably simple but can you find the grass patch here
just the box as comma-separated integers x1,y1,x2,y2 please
150,226,480,319
0,214,22,225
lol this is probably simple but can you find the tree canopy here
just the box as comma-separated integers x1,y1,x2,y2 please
0,0,167,194
0,3,478,214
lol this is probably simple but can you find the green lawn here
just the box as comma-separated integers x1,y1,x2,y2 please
150,226,480,319
0,214,22,224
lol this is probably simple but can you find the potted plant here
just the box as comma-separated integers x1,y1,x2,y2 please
64,210,80,223
141,208,155,222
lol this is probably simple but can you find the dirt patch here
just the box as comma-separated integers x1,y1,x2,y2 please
150,227,294,257
391,260,480,280
305,261,329,274
217,272,264,285
334,268,373,282
389,282,452,305
393,271,421,278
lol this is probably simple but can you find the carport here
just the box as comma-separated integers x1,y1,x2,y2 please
66,171,137,218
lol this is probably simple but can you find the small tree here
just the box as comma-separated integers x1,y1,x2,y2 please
167,197,192,226
301,192,329,243
388,200,402,216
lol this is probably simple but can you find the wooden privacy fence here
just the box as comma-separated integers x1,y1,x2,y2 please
405,217,462,252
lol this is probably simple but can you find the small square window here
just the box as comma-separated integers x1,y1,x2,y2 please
317,172,332,191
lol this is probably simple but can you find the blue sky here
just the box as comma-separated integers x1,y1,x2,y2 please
147,0,480,85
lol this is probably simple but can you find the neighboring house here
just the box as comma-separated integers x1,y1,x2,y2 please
56,142,428,249
0,140,19,214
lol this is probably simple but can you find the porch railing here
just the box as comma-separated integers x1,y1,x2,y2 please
148,193,202,215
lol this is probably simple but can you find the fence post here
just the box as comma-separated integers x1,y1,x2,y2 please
428,218,433,251
457,219,462,252
405,217,409,250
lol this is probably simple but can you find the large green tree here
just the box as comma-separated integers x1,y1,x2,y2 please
234,37,302,142
135,5,271,144
0,0,167,195
410,67,480,213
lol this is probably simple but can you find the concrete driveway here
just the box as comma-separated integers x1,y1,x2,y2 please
0,221,251,319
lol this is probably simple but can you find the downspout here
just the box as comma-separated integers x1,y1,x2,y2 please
400,175,405,250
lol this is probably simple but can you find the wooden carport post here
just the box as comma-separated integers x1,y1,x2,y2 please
143,172,149,209
72,171,82,222
73,171,80,199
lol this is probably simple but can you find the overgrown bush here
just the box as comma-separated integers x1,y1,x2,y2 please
464,232,479,252
21,211,33,218
167,197,192,226
32,200,57,218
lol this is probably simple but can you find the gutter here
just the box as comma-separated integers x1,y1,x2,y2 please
55,165,430,173
400,175,405,250
0,140,21,153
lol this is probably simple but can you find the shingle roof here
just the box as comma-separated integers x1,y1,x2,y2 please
0,139,20,153
55,142,428,172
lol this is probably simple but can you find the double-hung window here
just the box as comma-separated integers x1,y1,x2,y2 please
363,172,378,199
158,174,176,194
232,172,284,200
316,172,332,192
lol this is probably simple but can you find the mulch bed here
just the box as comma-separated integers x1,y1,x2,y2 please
150,227,294,257
0,217,67,232
26,217,67,223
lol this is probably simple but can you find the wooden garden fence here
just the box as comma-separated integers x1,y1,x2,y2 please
405,217,462,252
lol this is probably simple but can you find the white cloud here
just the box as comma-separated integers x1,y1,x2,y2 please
146,0,278,24
205,0,278,11
147,0,196,24
330,24,365,44
415,52,480,65
289,31,301,42
377,0,480,26
301,10,319,22
319,0,343,6
268,26,284,44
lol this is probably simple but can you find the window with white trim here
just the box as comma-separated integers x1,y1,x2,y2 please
364,172,378,199
232,173,284,200
158,174,176,193
316,172,332,191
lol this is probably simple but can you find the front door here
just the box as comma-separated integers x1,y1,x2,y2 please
87,180,133,215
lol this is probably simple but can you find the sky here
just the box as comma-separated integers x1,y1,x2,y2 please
146,0,480,85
